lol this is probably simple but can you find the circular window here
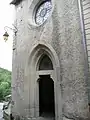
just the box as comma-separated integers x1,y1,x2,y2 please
35,1,52,25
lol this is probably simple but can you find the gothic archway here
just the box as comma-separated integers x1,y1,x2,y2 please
37,54,55,117
25,43,62,120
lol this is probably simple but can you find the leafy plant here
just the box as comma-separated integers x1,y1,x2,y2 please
0,68,11,101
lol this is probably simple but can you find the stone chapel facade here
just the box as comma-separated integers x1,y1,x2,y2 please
11,0,90,120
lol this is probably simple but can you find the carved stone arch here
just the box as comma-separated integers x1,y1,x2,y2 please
24,42,62,120
26,42,60,71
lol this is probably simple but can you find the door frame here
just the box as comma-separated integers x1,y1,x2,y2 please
35,70,58,120
25,43,62,120
38,74,55,116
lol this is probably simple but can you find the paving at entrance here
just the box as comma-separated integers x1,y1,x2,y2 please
38,112,55,120
39,117,55,120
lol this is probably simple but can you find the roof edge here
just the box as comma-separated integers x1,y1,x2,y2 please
10,0,23,6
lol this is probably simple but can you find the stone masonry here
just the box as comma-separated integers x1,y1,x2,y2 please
11,0,90,120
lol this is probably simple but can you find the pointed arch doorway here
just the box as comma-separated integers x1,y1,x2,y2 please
25,44,62,120
37,55,55,118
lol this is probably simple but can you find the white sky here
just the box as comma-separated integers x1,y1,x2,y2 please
0,0,15,71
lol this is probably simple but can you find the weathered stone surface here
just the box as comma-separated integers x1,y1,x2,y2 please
12,0,90,120
63,117,73,120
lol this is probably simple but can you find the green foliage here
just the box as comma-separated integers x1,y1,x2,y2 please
0,68,11,101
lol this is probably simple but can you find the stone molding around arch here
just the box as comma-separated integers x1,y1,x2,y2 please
24,42,62,120
26,42,60,69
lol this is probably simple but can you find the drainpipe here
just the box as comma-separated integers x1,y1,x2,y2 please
78,0,90,111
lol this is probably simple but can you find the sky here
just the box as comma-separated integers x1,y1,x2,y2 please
0,0,15,71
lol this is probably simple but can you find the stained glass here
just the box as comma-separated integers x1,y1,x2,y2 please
35,1,52,25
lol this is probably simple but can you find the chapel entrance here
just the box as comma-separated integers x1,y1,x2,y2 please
39,75,55,117
28,46,62,120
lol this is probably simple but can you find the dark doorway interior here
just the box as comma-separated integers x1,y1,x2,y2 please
39,75,55,117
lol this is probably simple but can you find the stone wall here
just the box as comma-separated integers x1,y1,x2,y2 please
12,0,90,120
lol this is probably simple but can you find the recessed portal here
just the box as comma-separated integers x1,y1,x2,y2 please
39,75,55,117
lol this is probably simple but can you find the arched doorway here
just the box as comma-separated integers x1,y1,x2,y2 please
39,75,55,117
38,55,55,117
25,43,62,120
